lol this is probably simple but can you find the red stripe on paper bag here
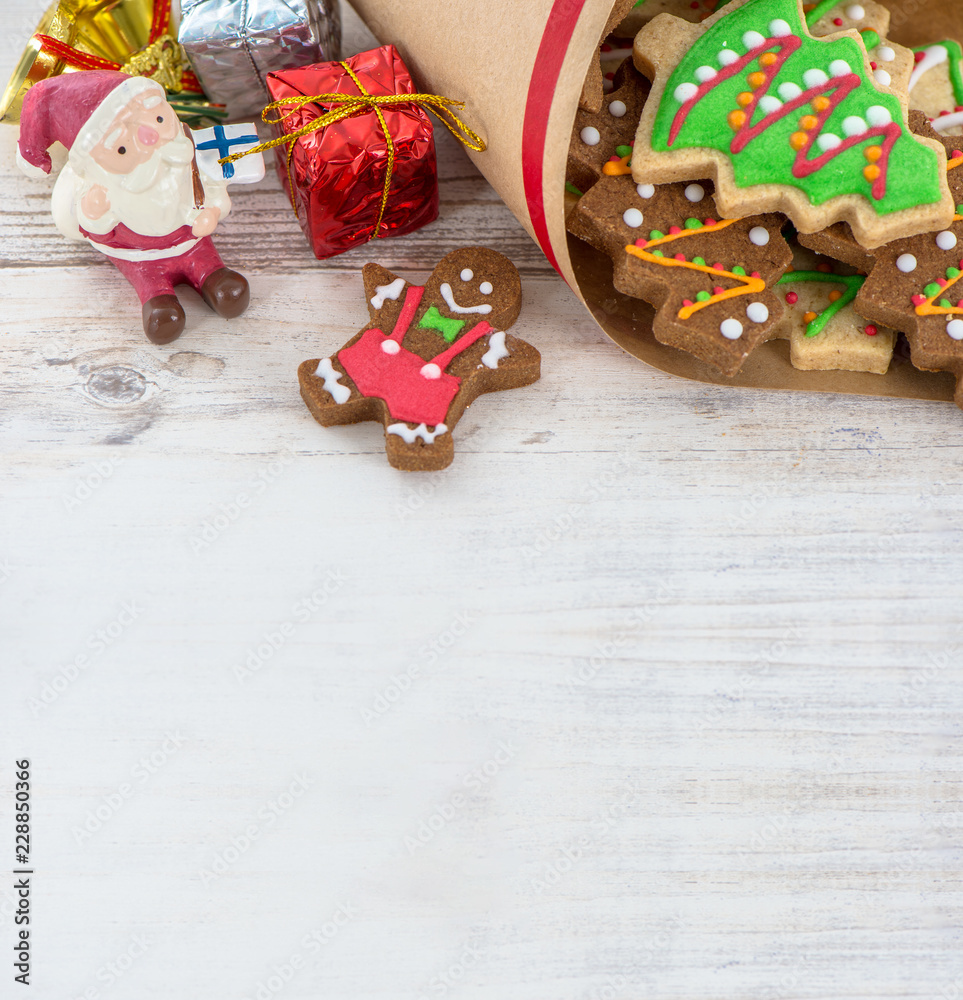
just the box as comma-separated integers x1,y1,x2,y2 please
522,0,587,274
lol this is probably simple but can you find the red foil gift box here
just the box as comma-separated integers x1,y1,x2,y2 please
266,45,439,259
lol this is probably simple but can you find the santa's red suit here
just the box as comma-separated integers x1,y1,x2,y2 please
17,71,249,344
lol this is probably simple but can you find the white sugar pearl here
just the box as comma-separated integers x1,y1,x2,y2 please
874,69,892,86
947,319,963,340
843,116,868,136
829,60,851,77
685,183,705,203
896,254,918,273
769,19,792,37
381,340,400,355
937,231,958,251
866,105,891,127
817,133,842,151
420,363,442,379
759,95,782,114
778,82,802,101
479,281,493,294
695,66,717,83
608,100,627,117
720,318,744,340
803,69,829,88
746,302,770,324
877,46,896,62
749,226,770,246
675,82,699,103
846,4,865,18
743,31,765,49
580,126,600,146
460,268,474,281
623,207,644,228
718,49,739,67
636,183,655,199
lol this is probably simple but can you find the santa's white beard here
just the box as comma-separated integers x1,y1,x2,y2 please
77,130,198,238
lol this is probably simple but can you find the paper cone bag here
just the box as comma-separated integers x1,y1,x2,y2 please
350,0,963,403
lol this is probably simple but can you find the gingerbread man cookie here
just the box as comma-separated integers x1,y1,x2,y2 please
568,172,792,374
630,0,954,248
298,248,540,471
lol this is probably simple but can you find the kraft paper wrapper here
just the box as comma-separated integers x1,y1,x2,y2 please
348,0,963,403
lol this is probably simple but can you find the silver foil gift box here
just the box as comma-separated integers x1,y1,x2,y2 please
178,0,341,119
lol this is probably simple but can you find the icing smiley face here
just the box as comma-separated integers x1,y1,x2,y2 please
422,247,522,332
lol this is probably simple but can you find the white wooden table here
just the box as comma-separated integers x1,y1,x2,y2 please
2,5,962,999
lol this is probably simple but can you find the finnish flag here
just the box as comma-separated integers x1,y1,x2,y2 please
192,124,265,185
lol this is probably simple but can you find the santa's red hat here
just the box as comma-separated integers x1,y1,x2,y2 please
17,71,164,178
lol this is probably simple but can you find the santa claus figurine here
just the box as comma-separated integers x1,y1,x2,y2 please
17,71,250,344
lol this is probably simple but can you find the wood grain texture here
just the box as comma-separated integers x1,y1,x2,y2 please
1,3,962,1000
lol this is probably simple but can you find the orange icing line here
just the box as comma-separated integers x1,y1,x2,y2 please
916,266,963,317
602,154,632,176
641,217,740,249
625,242,765,320
948,155,963,171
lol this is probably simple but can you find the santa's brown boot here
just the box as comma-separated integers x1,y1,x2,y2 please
143,295,186,345
200,268,250,319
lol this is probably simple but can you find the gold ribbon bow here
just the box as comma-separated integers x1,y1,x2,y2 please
220,60,486,240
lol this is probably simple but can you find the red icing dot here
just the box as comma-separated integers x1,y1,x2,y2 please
912,294,927,306
600,42,612,51
690,0,699,7
683,299,694,307
750,271,761,278
705,218,717,226
713,262,725,270
634,238,648,248
669,226,683,234
674,253,687,261
870,61,877,70
786,291,799,305
833,16,843,24
954,150,963,159
713,285,725,295
915,50,926,63
939,278,949,287
864,325,878,336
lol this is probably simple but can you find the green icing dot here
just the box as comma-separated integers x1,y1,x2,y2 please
696,290,711,302
948,268,961,280
924,283,942,298
693,256,707,266
650,230,665,240
956,204,963,216
684,218,702,229
732,266,747,276
941,299,954,309
651,250,665,258
615,144,633,158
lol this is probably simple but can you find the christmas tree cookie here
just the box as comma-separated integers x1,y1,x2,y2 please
908,42,963,136
767,242,895,373
631,0,954,248
568,172,792,375
568,58,650,196
298,248,540,471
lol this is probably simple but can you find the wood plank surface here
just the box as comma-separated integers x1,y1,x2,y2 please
1,3,962,999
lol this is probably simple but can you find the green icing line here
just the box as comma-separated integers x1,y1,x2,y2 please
565,182,583,197
804,0,845,27
417,305,465,344
861,30,880,52
776,270,864,337
914,40,963,108
651,0,945,217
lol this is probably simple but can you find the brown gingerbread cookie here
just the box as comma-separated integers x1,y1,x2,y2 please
568,172,792,374
799,119,963,403
580,0,640,113
568,58,651,195
298,248,540,471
